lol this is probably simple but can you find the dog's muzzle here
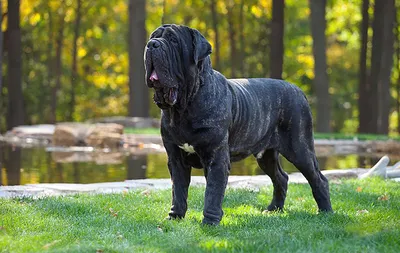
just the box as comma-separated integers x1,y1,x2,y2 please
153,84,178,108
145,39,179,108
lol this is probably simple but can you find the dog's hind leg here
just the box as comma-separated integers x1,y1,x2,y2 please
256,149,288,211
286,148,332,212
278,113,333,212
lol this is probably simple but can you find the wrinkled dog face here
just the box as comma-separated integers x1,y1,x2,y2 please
144,24,212,109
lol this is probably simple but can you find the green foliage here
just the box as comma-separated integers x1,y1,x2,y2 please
0,0,399,135
1,178,400,252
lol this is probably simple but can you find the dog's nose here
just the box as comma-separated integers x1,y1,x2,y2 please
147,39,160,49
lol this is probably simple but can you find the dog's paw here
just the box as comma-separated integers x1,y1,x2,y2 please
265,203,284,212
318,208,334,214
165,213,184,221
201,217,220,226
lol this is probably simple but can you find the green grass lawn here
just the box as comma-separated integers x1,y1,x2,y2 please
1,178,400,253
124,127,400,141
124,127,160,135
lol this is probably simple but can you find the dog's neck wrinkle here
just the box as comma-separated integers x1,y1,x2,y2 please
163,57,214,126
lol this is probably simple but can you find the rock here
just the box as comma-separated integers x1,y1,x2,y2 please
373,141,400,154
359,155,390,179
6,124,55,138
3,124,55,145
322,170,359,180
387,170,400,178
53,123,87,146
85,124,124,148
53,123,124,148
51,151,124,164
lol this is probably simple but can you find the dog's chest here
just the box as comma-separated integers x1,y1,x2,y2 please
178,143,196,154
165,122,197,154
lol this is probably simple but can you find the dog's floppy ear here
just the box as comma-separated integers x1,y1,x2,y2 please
190,28,212,65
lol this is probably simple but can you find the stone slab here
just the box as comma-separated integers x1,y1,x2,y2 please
2,168,387,199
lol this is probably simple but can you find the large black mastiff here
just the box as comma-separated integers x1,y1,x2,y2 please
144,24,333,225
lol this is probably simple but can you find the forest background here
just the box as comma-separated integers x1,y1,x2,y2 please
0,0,398,136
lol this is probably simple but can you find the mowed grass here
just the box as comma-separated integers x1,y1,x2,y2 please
1,178,400,253
123,127,400,141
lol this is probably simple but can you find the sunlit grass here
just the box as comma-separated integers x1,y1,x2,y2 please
314,132,400,141
1,178,399,252
124,127,400,141
124,127,160,135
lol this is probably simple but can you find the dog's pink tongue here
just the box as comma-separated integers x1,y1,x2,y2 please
150,70,159,81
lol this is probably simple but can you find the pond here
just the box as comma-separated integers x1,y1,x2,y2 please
0,142,389,186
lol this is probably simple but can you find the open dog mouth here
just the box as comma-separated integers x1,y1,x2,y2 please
150,70,178,108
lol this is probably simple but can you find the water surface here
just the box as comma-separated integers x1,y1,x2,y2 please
0,143,387,186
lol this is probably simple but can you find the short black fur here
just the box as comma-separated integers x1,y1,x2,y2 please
144,24,333,225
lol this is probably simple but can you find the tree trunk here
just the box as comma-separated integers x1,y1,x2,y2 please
310,0,331,133
127,155,147,179
239,0,245,76
358,0,371,134
128,0,149,117
6,0,24,130
263,19,271,77
46,7,54,123
369,0,395,134
68,0,82,122
210,0,220,70
377,0,395,134
396,6,400,134
0,146,2,185
269,0,284,79
50,9,65,123
5,146,21,185
227,3,237,78
0,1,3,94
368,0,383,133
161,0,167,24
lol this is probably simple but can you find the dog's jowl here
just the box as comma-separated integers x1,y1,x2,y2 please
144,24,333,225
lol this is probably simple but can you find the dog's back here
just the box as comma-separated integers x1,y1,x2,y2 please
225,77,312,157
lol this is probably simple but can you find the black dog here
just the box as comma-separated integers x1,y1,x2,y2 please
144,24,333,225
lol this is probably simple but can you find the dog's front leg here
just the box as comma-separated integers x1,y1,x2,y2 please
198,144,230,225
164,142,192,219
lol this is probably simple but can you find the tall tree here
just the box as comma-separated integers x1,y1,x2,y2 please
7,0,24,130
238,0,245,76
50,7,65,123
0,1,3,94
269,0,284,79
68,0,82,121
227,2,238,78
46,6,54,123
310,0,331,132
358,0,371,134
128,0,149,117
369,0,395,134
161,0,167,24
377,0,395,134
4,146,21,185
210,0,220,71
396,5,400,134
